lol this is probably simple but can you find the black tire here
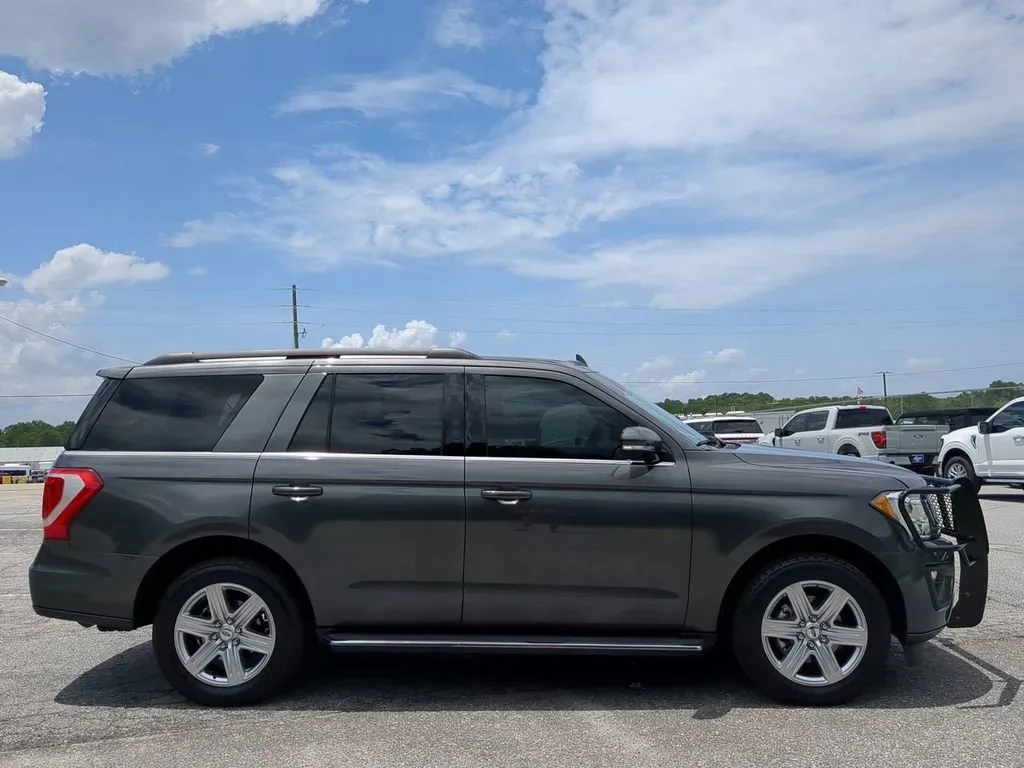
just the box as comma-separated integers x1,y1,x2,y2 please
837,446,860,458
152,557,309,707
942,454,982,493
731,554,891,706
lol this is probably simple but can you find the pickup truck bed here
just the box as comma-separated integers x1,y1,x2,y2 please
878,423,947,472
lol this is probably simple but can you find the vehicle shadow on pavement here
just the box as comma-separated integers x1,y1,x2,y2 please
54,636,1014,718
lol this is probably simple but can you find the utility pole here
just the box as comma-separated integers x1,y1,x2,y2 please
877,371,892,407
291,284,300,349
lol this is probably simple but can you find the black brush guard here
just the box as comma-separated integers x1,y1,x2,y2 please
897,477,989,629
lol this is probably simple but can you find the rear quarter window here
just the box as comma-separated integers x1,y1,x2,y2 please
79,374,263,452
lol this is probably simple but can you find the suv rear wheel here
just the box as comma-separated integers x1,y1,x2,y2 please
731,554,890,706
152,558,308,706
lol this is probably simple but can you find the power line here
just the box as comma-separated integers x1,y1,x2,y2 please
0,314,137,364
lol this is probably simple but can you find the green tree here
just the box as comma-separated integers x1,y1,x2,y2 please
0,420,76,448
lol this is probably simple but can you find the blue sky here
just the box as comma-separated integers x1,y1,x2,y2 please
1,0,1023,425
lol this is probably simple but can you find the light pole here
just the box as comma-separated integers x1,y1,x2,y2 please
877,371,892,407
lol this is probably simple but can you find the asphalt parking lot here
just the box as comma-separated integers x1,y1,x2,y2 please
0,484,1021,768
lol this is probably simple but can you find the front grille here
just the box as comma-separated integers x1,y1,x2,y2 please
929,492,956,535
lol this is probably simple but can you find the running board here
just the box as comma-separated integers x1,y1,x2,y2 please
319,633,710,656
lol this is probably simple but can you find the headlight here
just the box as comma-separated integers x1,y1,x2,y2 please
870,491,941,540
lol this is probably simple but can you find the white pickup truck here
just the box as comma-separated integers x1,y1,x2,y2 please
762,404,891,456
760,404,948,472
937,396,1024,491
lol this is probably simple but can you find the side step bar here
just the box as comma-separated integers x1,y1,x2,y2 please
319,633,711,656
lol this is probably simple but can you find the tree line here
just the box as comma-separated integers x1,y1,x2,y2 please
658,380,1024,417
0,420,76,448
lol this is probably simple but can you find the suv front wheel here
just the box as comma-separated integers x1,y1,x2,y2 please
152,557,308,706
731,554,891,706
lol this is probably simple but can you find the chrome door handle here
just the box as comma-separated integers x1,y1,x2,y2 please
272,485,323,501
481,489,533,505
793,438,801,446
817,436,825,443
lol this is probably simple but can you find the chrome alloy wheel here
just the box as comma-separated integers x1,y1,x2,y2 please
760,580,869,687
173,582,276,688
945,461,968,481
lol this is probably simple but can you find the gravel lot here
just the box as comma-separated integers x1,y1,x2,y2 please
0,482,1021,768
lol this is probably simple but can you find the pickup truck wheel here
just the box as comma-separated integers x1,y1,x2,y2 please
731,554,890,706
152,558,308,707
942,455,981,492
837,446,860,457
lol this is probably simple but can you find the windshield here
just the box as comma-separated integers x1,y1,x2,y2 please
583,371,706,446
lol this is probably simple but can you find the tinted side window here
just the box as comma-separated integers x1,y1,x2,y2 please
992,402,1024,431
834,408,892,429
783,414,808,434
289,373,449,455
81,375,263,452
289,377,333,452
484,375,632,460
688,421,714,435
803,412,829,431
333,373,445,455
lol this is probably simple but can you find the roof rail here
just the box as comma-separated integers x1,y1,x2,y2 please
142,347,481,366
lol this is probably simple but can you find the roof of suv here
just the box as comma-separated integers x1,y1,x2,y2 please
98,347,595,378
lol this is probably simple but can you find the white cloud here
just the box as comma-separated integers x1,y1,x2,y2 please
700,348,745,365
434,0,486,48
0,0,364,76
904,357,943,372
1,245,170,423
321,320,468,350
495,329,515,340
187,265,209,276
197,142,220,156
174,0,1024,308
621,355,706,401
277,69,524,118
0,71,45,159
23,244,170,293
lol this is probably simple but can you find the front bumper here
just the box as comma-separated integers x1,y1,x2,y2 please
898,479,989,639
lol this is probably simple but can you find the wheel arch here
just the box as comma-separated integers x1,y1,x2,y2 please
716,534,907,643
940,447,973,470
133,536,315,630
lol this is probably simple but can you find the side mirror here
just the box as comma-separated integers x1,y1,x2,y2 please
978,420,992,435
774,427,785,438
620,426,663,464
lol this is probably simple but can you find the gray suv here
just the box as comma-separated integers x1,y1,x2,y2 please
28,347,989,707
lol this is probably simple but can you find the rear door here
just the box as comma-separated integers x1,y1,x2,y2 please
251,365,466,628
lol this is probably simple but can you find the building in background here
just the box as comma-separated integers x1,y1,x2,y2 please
0,446,62,482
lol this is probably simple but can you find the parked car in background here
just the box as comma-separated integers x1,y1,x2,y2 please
682,414,765,444
760,405,894,458
30,347,989,709
937,397,1024,490
895,408,997,433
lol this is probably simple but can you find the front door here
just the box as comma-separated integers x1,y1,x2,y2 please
981,400,1024,479
462,369,692,632
777,413,809,450
251,367,466,628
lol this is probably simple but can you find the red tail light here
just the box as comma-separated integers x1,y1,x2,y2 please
41,468,103,541
871,431,887,450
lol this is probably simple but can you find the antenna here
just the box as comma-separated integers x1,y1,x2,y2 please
575,353,588,367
